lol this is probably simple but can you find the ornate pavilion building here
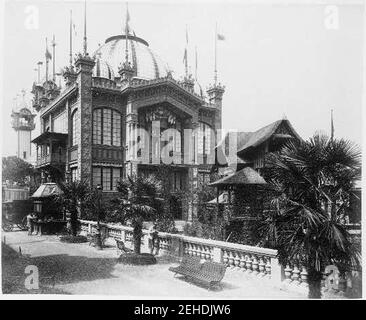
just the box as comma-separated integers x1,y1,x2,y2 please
30,13,224,221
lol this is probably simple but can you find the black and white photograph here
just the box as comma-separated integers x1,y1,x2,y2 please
0,0,364,302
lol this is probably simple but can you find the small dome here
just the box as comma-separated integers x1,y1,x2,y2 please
93,55,115,80
94,34,170,80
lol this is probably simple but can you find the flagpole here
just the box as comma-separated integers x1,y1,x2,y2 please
185,25,188,77
195,45,197,80
45,37,49,82
83,0,87,55
69,10,73,66
214,22,217,85
52,34,56,82
125,2,129,63
37,61,43,83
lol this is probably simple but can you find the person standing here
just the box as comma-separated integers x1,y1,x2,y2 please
148,223,159,255
26,213,34,235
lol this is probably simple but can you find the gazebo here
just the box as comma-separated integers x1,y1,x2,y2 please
210,167,268,211
209,167,271,244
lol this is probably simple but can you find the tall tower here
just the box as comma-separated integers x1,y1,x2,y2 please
11,98,36,162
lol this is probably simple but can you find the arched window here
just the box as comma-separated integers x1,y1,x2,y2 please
71,109,79,146
93,108,122,146
198,122,212,155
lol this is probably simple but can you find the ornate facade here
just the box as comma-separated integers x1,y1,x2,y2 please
30,30,224,221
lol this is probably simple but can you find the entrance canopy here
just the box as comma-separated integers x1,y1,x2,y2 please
31,183,63,198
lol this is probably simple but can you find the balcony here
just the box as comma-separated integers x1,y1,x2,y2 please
36,153,66,169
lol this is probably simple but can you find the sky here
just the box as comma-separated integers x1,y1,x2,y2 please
1,0,364,157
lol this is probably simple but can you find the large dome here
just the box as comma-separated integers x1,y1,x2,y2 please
94,34,170,80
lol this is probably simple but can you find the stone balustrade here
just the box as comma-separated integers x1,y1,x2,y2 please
78,219,361,297
79,220,282,286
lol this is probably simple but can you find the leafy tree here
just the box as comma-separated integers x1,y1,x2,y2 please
57,180,91,236
116,175,161,254
259,134,361,298
2,156,35,185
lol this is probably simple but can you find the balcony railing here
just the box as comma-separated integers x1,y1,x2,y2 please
36,153,66,167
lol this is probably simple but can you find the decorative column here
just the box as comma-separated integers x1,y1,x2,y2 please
74,53,95,185
124,97,139,177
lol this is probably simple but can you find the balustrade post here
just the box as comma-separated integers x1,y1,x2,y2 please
234,252,241,270
212,247,223,263
284,264,293,284
239,253,246,271
170,236,182,257
271,257,284,287
300,266,309,289
142,233,150,253
292,264,301,285
245,255,252,273
88,222,91,234
258,257,266,277
252,255,259,275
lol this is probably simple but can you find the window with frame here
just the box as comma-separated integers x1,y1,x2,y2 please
71,168,78,182
71,109,79,146
198,122,212,155
92,167,122,191
93,109,102,144
93,108,121,146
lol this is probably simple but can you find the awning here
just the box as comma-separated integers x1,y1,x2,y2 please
31,183,63,198
32,132,68,144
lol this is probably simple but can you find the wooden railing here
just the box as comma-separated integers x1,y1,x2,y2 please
36,153,66,167
79,219,362,297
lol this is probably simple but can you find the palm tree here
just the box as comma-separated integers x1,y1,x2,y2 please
260,133,361,298
116,175,161,254
57,180,90,236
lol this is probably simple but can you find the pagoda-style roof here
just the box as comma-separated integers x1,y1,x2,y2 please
32,131,68,144
31,183,63,198
237,119,301,155
209,167,267,187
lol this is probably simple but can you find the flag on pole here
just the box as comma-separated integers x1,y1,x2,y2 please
46,48,52,60
73,22,77,36
183,48,187,64
45,38,52,60
126,4,130,22
217,33,225,41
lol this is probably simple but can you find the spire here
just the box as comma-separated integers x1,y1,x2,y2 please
52,34,56,81
83,0,87,55
124,2,130,63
